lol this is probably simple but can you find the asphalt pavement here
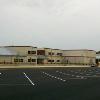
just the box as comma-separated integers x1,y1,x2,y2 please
0,67,100,100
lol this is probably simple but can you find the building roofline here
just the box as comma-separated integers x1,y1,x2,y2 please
44,48,51,49
63,49,95,51
0,55,26,57
4,46,37,48
52,49,61,50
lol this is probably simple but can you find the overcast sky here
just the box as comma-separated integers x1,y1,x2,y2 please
0,0,100,50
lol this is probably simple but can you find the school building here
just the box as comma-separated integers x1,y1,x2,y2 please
0,46,96,66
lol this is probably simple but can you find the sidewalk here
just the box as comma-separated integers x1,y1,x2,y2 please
0,65,90,69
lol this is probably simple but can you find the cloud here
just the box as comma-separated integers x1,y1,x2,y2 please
0,0,100,50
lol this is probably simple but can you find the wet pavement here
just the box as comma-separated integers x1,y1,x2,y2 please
0,67,100,100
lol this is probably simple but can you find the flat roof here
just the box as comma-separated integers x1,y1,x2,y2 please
4,46,37,48
63,49,95,51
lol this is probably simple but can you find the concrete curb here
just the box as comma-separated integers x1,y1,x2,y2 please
0,65,91,69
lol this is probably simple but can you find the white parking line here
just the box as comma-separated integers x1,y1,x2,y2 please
84,75,100,78
56,71,70,76
23,72,35,86
56,70,100,79
70,78,87,80
42,72,66,82
76,75,100,78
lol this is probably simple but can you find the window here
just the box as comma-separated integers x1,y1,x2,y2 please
96,51,100,54
28,51,31,54
48,60,51,62
28,59,31,62
32,59,36,62
48,52,54,55
28,51,36,54
32,51,36,54
52,60,54,62
57,53,62,56
14,59,23,62
14,59,18,62
52,53,54,55
48,52,51,55
57,60,60,62
37,50,45,55
28,59,36,62
19,59,23,62
48,60,54,62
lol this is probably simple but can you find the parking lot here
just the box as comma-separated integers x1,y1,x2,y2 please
0,67,100,100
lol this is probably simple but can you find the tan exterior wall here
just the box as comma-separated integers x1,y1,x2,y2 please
6,46,37,56
5,46,37,64
63,50,96,57
0,56,23,64
37,48,96,65
62,56,84,64
26,56,37,64
0,56,37,64
62,50,96,65
0,56,12,64
44,48,63,64
37,48,63,64
0,47,96,66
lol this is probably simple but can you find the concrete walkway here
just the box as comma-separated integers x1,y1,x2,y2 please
0,65,91,68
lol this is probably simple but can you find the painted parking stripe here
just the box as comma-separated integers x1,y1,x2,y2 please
56,71,70,75
76,75,100,78
56,71,72,76
23,72,35,86
84,75,100,78
56,71,100,79
42,72,66,82
70,78,87,80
